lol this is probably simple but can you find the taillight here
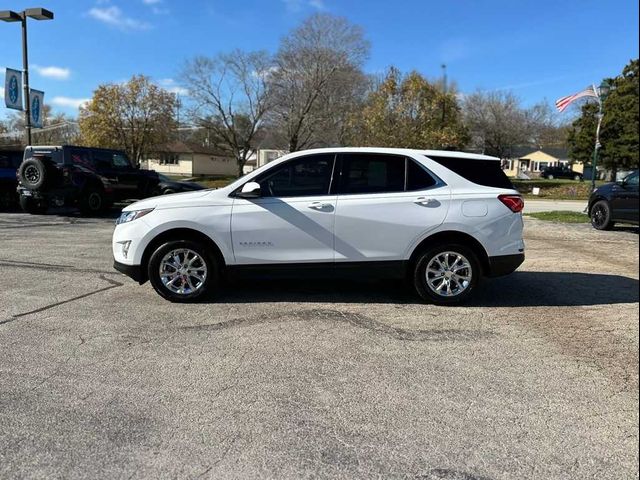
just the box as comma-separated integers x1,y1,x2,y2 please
498,194,524,213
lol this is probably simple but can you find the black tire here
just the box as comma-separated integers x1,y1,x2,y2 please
413,244,481,305
148,240,218,302
18,158,48,190
19,195,47,215
78,188,105,216
162,188,176,195
547,174,554,180
590,200,614,230
573,174,582,181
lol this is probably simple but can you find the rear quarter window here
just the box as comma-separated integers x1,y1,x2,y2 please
426,156,513,189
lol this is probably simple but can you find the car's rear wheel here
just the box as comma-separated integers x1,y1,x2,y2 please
590,200,614,230
413,244,480,305
148,240,218,302
19,195,47,215
547,174,554,180
573,174,582,181
163,188,176,195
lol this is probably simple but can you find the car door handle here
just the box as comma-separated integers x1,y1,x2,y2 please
414,197,438,206
308,201,333,210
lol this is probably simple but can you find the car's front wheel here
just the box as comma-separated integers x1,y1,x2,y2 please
413,244,480,305
79,188,106,216
590,200,614,230
547,174,554,180
148,240,218,302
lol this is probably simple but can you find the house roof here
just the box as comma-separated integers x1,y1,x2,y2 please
151,141,228,156
509,146,569,161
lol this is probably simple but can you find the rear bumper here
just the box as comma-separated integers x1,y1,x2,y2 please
486,253,524,277
113,260,145,284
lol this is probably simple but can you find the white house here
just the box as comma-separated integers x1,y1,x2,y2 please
143,142,237,177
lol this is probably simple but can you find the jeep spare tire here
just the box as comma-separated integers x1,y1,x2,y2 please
18,158,48,190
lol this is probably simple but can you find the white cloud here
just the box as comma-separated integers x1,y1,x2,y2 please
283,0,326,12
50,96,91,109
87,6,151,30
157,78,188,96
32,65,71,80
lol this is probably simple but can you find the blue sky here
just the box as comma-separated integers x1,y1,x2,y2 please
1,0,638,120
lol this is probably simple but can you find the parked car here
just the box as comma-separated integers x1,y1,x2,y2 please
588,169,639,230
16,145,160,215
155,173,205,195
540,165,583,181
0,148,23,208
112,148,525,305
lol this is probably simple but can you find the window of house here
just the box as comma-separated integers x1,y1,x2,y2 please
257,154,335,197
160,153,179,165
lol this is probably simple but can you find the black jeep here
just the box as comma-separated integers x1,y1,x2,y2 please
16,145,160,215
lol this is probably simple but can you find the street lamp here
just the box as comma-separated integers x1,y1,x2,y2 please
590,79,611,191
0,8,54,146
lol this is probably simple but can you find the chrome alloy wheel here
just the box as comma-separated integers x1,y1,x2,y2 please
425,251,473,297
24,165,40,184
159,248,208,295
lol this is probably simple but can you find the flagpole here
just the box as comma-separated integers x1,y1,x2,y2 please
590,81,611,192
590,86,603,192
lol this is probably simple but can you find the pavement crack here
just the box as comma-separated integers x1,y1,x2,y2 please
0,275,124,326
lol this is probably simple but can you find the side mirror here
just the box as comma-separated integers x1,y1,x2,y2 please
237,181,261,198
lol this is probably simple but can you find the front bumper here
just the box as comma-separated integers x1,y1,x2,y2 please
486,253,525,277
113,260,146,284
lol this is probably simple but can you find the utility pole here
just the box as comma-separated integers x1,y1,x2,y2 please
441,64,447,126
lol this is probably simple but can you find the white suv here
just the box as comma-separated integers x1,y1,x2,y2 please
113,148,524,305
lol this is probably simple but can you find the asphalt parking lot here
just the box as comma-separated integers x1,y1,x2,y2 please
0,211,638,480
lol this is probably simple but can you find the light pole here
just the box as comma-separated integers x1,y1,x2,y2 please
0,8,54,146
591,80,611,192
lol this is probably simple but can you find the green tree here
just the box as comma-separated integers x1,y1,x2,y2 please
567,102,599,165
78,75,177,165
346,67,468,149
567,59,639,175
600,59,639,172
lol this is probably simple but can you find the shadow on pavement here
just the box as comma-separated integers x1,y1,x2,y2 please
218,271,638,307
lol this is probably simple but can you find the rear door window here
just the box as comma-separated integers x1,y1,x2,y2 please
338,153,405,194
69,148,95,170
426,156,513,189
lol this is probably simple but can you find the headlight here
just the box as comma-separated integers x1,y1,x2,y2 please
116,208,154,225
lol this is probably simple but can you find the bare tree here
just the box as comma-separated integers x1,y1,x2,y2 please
182,50,273,176
267,13,370,151
463,91,531,158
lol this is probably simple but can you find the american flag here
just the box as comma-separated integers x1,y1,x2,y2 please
555,85,599,112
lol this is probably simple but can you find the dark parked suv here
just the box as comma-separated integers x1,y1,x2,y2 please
0,149,23,208
588,170,639,230
17,145,160,215
540,165,583,180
